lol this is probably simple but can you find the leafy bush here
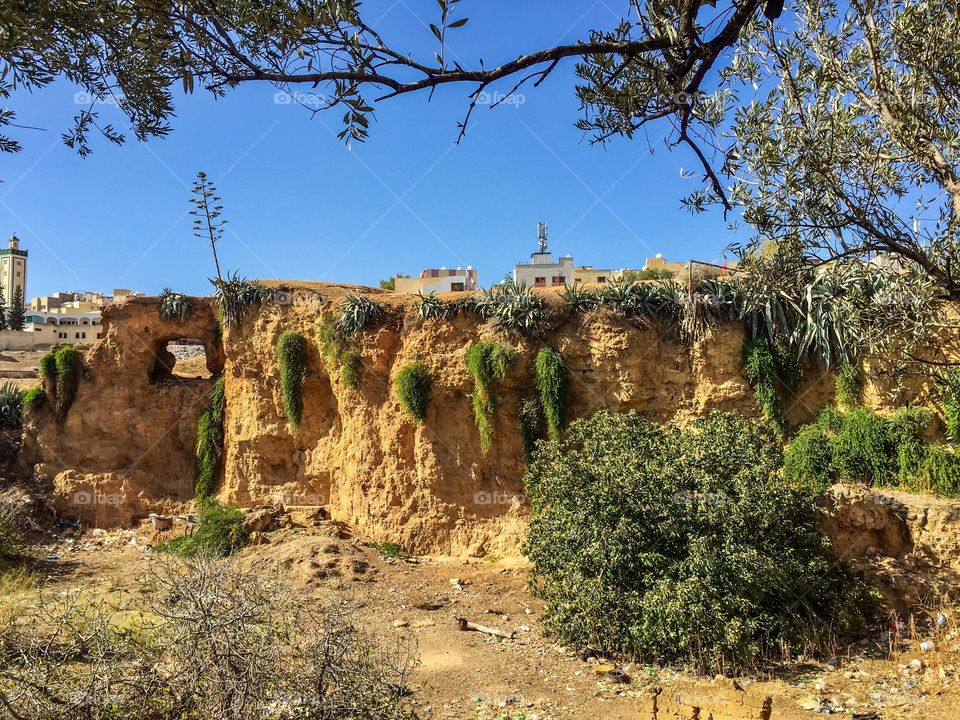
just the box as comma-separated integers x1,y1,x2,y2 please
830,407,893,484
0,381,24,428
535,346,568,442
835,362,862,409
918,446,960,497
938,368,960,444
213,272,271,328
888,407,931,482
339,294,382,333
518,398,543,465
784,424,833,492
276,331,308,433
156,500,249,557
38,351,55,391
416,292,449,320
320,316,362,388
466,342,515,454
195,377,225,500
158,288,191,321
394,362,431,422
53,346,81,423
523,410,872,672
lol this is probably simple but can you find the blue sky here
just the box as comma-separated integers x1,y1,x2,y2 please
0,1,744,298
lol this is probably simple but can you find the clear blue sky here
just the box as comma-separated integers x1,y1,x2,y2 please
0,1,744,298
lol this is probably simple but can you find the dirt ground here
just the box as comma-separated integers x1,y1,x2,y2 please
7,518,957,720
0,350,44,389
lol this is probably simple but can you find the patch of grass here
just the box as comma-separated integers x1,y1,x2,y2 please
466,342,516,454
53,346,81,423
835,362,863,409
394,362,431,422
276,331,308,434
155,500,248,557
535,347,568,442
195,377,225,500
372,542,406,559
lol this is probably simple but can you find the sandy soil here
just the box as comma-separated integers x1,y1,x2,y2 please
9,519,957,720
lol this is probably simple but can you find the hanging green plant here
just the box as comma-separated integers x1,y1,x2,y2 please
535,346,569,442
195,377,225,499
319,315,362,389
937,368,960,444
466,342,516,454
52,346,82,423
743,336,785,436
835,362,863,409
394,362,431,422
276,331,308,434
518,398,543,465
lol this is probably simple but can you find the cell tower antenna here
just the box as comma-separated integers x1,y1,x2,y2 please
537,219,549,253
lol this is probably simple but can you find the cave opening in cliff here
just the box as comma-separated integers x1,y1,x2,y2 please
150,338,212,383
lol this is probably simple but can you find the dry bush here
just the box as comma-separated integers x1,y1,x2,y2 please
0,556,418,720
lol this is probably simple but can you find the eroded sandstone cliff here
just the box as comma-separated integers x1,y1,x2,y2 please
17,283,948,555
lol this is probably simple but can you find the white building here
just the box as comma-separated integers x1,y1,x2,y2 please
0,235,27,308
23,310,103,344
512,221,574,288
394,267,479,294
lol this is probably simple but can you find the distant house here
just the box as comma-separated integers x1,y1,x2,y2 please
394,267,479,294
512,221,612,287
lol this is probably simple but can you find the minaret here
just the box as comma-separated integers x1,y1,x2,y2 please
1,235,27,309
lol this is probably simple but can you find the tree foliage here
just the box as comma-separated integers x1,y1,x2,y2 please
7,287,25,331
524,410,873,672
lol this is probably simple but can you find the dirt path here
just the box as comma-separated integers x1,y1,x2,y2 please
16,524,960,720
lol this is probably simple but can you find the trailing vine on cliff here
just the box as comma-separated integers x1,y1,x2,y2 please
42,346,81,423
834,362,863,410
276,331,308,434
466,342,515,454
195,377,225,499
394,362,431,422
534,346,569,442
319,315,362,388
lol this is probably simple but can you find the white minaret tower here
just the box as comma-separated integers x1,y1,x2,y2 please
0,235,27,308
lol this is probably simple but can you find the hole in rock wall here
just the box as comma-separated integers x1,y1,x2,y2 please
150,339,211,384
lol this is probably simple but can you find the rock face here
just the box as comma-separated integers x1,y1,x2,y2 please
818,484,960,609
16,284,950,556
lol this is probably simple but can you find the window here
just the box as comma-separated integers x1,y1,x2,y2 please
450,282,464,291
75,332,80,339
596,276,607,283
551,276,565,286
534,276,546,287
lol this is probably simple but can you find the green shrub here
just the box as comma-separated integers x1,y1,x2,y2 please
535,347,568,442
523,410,872,672
938,368,960,444
38,351,56,388
918,446,960,497
276,331,308,433
743,336,785,435
816,405,845,433
393,362,431,422
784,424,833,492
0,381,23,428
195,377,225,499
466,342,516,454
21,385,44,410
830,407,892,484
158,288,191,321
518,398,543,465
888,407,931,482
373,542,406,559
339,349,361,388
835,362,863,409
53,346,81,422
155,500,249,557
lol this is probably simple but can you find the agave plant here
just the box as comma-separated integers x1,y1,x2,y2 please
0,381,24,428
560,282,598,313
159,288,191,321
475,280,546,333
339,294,383,333
416,292,450,320
676,278,744,344
451,295,483,316
213,272,271,328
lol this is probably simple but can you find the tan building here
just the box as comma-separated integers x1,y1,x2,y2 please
572,266,612,285
394,267,479,294
0,235,27,308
